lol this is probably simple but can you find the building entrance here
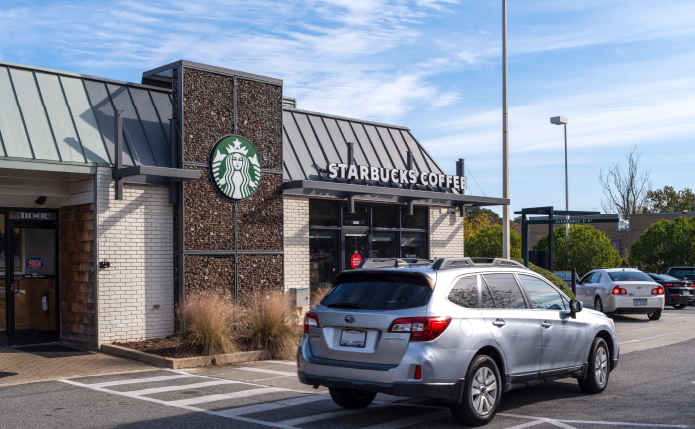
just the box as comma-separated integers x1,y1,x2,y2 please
1,210,59,346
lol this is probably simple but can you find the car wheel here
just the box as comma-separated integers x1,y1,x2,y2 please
578,337,610,394
450,355,501,427
647,311,662,320
673,304,687,309
328,387,377,409
594,297,604,313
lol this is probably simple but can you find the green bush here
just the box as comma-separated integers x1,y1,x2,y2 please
629,217,695,272
465,224,521,259
513,258,576,299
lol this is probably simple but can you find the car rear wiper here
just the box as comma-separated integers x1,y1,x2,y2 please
326,302,361,309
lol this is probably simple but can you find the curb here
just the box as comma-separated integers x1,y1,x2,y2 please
101,344,270,369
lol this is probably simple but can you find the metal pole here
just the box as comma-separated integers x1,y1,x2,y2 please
564,123,569,240
571,267,577,298
502,0,511,259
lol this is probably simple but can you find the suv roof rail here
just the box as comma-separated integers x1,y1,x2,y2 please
432,257,527,271
357,258,433,269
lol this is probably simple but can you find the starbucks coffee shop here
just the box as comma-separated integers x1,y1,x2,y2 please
0,59,506,349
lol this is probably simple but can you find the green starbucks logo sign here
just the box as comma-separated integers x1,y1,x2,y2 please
209,136,261,200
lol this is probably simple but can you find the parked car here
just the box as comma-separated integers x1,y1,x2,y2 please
554,271,579,287
298,257,619,427
577,268,665,320
646,273,695,309
666,267,695,282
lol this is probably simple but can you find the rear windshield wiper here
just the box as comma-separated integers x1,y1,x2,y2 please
326,302,361,309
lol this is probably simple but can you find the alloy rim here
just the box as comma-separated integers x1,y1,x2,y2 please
471,366,497,416
595,346,608,387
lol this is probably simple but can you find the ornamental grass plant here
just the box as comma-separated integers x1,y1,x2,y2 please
245,294,301,360
179,294,238,356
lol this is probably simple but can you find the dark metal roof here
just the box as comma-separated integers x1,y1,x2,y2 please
282,107,455,194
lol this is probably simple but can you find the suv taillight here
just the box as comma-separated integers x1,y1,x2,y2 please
387,317,452,342
651,285,664,295
304,312,320,333
612,286,627,295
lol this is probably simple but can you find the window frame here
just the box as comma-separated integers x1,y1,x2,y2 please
479,272,531,310
515,272,569,311
445,274,480,309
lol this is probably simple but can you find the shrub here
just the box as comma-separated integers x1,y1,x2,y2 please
245,294,301,360
513,258,576,299
465,224,522,259
629,217,695,272
180,294,237,356
311,287,331,307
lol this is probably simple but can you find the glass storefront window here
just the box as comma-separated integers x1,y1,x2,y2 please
0,214,5,334
372,231,398,259
372,205,398,229
309,229,340,289
401,231,427,259
343,204,368,226
401,206,427,229
309,200,340,227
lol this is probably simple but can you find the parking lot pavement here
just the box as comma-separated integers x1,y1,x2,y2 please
612,306,695,354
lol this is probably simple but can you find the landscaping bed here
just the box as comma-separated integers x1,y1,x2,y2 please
115,335,259,359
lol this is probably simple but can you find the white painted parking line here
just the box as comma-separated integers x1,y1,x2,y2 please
236,367,296,377
167,386,285,406
359,410,451,429
86,374,195,388
267,361,299,366
216,394,330,417
500,414,577,429
278,406,379,426
122,379,238,396
503,420,546,429
500,413,695,429
618,329,695,344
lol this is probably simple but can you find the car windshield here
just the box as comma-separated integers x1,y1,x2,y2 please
321,272,432,310
649,273,680,282
607,271,653,282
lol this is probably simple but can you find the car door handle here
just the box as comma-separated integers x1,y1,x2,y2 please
541,320,552,328
492,319,506,327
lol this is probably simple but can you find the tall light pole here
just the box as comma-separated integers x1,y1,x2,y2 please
502,0,510,259
550,116,569,239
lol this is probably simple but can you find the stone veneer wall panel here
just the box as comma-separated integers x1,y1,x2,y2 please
237,174,283,250
96,168,175,344
238,255,284,308
236,79,283,170
283,195,309,291
429,206,464,259
183,167,235,250
184,255,235,301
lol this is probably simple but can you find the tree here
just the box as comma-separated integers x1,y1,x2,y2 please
463,209,499,246
465,224,521,259
533,225,622,277
465,207,501,223
629,217,695,272
599,147,652,219
643,186,695,213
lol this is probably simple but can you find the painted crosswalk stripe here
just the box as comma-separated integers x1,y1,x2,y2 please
278,406,383,426
236,367,296,377
166,387,285,406
122,380,238,396
359,410,451,429
215,394,330,417
85,375,195,388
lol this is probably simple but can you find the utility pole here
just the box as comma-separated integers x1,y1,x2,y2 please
502,0,511,259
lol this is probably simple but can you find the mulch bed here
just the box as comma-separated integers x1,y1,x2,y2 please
115,335,260,359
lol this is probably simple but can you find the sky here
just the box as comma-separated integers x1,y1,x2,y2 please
1,0,694,215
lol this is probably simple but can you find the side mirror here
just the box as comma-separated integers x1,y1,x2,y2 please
569,299,583,318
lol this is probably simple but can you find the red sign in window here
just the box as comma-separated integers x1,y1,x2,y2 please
350,253,363,269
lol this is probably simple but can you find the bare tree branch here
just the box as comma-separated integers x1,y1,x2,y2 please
599,146,652,219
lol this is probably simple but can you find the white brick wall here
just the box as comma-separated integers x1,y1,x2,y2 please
283,195,309,291
429,206,464,259
96,167,175,344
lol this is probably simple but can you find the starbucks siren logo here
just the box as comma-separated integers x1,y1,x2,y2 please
209,136,261,200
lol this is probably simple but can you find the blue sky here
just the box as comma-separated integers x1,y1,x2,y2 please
2,0,694,215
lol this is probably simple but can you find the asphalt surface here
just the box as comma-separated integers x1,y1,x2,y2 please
1,311,693,429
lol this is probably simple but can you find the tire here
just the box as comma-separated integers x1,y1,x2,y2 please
450,355,502,427
673,304,687,309
328,387,377,409
578,337,610,394
647,311,662,320
594,297,604,313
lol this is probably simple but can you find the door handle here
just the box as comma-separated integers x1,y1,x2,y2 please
541,320,552,328
492,319,506,327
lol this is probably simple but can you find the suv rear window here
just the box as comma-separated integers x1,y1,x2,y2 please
669,268,695,278
607,271,653,282
321,272,433,310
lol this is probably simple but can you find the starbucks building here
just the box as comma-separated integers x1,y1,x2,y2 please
0,60,507,349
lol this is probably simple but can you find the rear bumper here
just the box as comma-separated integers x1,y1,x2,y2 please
298,370,465,402
613,306,661,314
666,294,695,304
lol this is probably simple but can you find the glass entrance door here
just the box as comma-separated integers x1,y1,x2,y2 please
0,212,6,346
344,230,369,270
9,226,58,345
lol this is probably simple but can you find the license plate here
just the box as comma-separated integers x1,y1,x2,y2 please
683,291,692,296
634,299,647,306
340,330,366,348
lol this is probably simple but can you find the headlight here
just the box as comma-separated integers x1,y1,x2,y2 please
607,318,615,330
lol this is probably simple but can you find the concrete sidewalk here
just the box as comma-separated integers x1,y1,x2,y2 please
0,344,156,387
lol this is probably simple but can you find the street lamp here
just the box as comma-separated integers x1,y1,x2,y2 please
550,116,569,239
502,0,510,259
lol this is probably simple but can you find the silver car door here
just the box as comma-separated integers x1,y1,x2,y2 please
578,272,594,307
517,274,587,371
480,273,542,379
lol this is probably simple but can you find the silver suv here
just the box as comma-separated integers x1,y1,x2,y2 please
297,258,619,427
